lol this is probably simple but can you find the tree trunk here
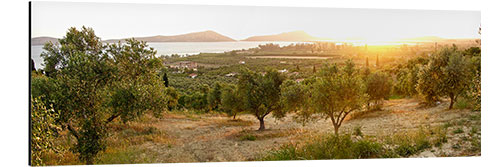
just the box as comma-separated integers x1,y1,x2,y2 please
334,125,339,135
106,113,120,123
86,158,93,165
258,118,265,131
449,95,455,110
233,114,236,120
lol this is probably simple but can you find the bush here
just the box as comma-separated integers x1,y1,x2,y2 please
241,134,257,141
432,127,448,147
455,97,471,109
395,143,417,157
31,97,61,166
261,134,387,160
353,126,363,137
352,139,383,158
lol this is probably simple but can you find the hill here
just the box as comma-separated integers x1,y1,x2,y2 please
242,31,325,42
105,30,236,43
31,36,59,46
401,36,447,42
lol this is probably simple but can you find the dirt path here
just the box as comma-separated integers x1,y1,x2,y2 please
138,98,479,162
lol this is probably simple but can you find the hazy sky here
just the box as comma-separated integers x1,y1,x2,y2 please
31,1,481,41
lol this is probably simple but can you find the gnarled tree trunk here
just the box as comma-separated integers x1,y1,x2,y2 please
258,117,265,131
449,93,455,110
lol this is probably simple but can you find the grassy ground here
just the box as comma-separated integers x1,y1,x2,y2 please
41,98,480,165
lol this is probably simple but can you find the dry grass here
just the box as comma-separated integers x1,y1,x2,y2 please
229,128,309,141
40,98,480,164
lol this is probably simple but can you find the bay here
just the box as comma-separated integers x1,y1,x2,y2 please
30,41,305,69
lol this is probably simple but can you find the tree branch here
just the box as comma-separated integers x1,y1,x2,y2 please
106,113,120,124
67,123,80,139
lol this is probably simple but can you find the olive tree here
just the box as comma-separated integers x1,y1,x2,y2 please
417,46,471,109
237,68,284,131
441,53,471,109
221,84,245,120
208,82,223,111
36,27,174,164
280,60,367,135
365,71,392,110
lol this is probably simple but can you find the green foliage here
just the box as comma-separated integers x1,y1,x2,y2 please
165,87,179,111
33,27,177,164
237,67,284,130
394,142,417,157
416,48,448,104
74,118,107,164
207,82,223,111
441,53,471,109
261,134,387,160
353,126,363,137
162,73,169,87
394,65,420,97
416,47,472,108
278,79,314,123
183,91,209,111
260,128,446,160
365,71,392,109
221,84,245,119
31,97,60,166
282,60,367,134
455,97,472,109
241,134,257,141
453,128,464,134
465,50,481,111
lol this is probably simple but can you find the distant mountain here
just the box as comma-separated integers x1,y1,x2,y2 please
31,36,59,45
242,31,325,42
105,30,236,43
401,36,447,42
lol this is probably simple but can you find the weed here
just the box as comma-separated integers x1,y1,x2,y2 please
470,126,479,135
433,128,448,147
455,98,471,109
241,134,257,141
395,143,417,157
260,134,387,160
453,128,464,134
389,95,404,100
97,146,156,164
353,126,363,137
469,136,481,153
442,122,452,129
460,136,469,142
469,114,480,121
456,119,466,126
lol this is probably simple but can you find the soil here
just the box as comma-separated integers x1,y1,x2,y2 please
136,98,480,162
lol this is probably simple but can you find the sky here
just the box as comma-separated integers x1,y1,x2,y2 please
31,1,481,41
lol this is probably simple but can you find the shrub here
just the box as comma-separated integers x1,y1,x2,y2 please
395,142,418,157
261,134,386,160
31,97,61,166
433,128,448,147
455,97,471,109
352,139,383,158
241,134,257,141
353,126,363,137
